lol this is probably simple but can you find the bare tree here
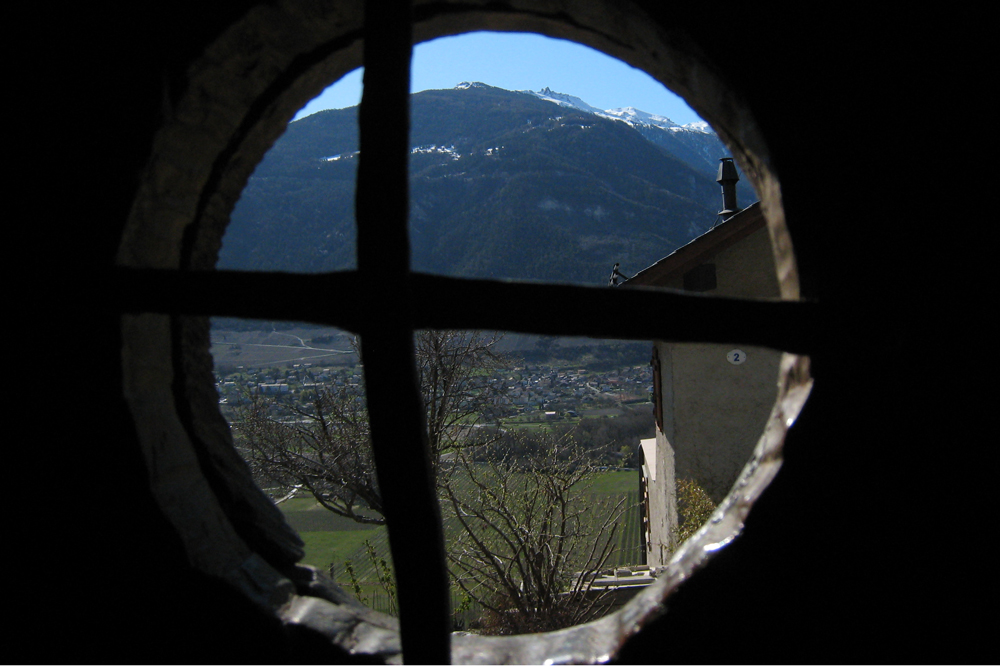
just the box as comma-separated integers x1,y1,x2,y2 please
235,334,636,634
232,330,508,525
439,432,629,635
234,384,385,524
414,330,508,474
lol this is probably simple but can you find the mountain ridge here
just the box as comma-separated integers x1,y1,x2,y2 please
219,82,756,283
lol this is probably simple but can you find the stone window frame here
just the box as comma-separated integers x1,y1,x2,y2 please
113,0,815,662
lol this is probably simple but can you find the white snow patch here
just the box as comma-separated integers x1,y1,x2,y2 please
599,107,679,130
323,151,358,161
680,121,713,133
411,144,461,160
454,81,492,90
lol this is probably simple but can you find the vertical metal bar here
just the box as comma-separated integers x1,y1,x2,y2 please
354,1,450,663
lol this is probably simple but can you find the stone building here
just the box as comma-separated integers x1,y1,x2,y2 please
625,191,783,565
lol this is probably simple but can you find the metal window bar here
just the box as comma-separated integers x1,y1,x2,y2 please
353,1,451,662
108,270,818,356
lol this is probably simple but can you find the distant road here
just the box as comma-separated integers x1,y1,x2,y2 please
212,340,355,368
217,341,352,354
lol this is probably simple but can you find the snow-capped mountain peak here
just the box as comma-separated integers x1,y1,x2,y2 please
516,86,713,135
681,120,712,133
599,106,679,130
521,87,605,115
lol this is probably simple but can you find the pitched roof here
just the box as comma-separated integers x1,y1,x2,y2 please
622,202,764,288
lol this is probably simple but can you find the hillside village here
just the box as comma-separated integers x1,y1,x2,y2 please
215,359,653,424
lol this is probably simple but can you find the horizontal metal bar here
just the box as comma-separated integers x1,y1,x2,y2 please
107,268,819,354
409,274,820,355
107,267,370,330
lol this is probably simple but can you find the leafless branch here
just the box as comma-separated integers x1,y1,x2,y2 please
439,430,631,634
232,385,385,524
231,330,509,527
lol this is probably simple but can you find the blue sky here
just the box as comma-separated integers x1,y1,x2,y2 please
293,31,703,125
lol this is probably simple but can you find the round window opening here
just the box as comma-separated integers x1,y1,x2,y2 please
116,2,812,663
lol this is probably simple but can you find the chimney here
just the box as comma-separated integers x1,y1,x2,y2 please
717,157,741,221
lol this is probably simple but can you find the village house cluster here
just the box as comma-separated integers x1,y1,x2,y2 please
215,361,653,422
493,364,652,417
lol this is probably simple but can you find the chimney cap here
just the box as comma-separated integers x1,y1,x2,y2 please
717,157,739,184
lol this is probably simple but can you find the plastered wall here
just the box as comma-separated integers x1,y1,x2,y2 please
646,224,782,566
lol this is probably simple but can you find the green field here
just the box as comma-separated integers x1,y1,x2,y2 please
611,490,644,567
584,469,639,494
280,469,643,605
296,529,384,570
278,497,386,573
